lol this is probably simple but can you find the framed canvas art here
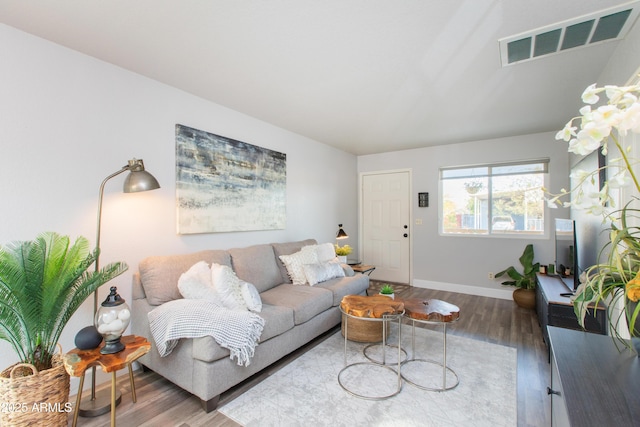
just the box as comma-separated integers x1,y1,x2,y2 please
176,124,286,234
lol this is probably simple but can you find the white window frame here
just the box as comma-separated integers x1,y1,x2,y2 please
439,158,550,238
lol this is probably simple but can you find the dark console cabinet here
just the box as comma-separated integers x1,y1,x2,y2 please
536,273,607,345
548,326,640,426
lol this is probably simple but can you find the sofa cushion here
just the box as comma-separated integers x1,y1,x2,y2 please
240,281,262,313
211,263,248,311
314,274,370,306
302,261,345,286
260,284,333,325
139,250,231,306
308,242,337,263
229,244,282,293
177,261,221,304
191,303,294,362
272,239,317,283
258,304,295,342
279,246,318,285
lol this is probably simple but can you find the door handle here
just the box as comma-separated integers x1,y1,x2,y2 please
403,233,408,238
547,387,561,396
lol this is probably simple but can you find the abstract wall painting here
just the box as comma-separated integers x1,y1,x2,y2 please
176,124,286,234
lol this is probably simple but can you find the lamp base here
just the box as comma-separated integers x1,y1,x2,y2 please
78,389,122,417
100,338,125,354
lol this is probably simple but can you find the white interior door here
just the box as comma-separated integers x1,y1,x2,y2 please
361,170,411,283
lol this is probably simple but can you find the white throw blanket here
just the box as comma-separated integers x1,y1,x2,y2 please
148,299,265,366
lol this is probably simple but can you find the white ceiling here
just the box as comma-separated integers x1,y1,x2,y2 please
0,0,637,155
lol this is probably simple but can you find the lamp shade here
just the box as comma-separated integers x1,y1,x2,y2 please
336,224,348,239
123,159,160,193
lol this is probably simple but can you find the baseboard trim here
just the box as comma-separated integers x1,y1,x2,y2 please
412,279,514,301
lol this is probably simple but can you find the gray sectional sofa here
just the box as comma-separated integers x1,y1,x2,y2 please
131,239,369,412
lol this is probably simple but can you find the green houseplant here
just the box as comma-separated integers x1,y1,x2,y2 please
0,232,127,425
379,284,395,299
496,244,540,308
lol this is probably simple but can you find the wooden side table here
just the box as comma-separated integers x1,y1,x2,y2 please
351,264,376,276
339,295,405,400
400,298,460,391
63,335,151,427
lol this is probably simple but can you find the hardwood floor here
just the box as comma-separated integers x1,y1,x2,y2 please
68,284,550,426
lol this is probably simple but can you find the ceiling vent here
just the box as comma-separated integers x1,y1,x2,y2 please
499,1,640,66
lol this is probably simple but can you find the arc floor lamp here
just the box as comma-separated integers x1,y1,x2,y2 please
80,158,160,417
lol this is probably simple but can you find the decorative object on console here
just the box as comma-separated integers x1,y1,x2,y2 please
95,287,131,355
496,244,540,309
82,157,160,417
0,232,127,427
548,81,640,348
175,124,286,234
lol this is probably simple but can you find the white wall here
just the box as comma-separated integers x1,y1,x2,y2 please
358,132,570,298
0,25,358,386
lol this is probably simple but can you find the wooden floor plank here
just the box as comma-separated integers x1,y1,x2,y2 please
68,283,550,426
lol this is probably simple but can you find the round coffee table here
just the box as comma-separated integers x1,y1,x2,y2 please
400,298,460,391
338,295,405,400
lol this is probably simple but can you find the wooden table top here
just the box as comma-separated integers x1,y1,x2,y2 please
340,294,404,318
402,298,460,322
63,335,151,377
351,264,375,273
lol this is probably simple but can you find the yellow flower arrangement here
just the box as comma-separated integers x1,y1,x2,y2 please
334,244,352,256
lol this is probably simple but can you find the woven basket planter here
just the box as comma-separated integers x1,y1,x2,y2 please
0,351,70,427
341,316,389,343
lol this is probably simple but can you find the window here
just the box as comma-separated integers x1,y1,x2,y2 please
440,159,548,236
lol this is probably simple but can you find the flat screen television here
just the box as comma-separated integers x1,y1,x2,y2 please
555,218,579,291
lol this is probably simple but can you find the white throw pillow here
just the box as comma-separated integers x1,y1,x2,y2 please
240,280,262,313
303,261,345,286
177,261,221,304
211,263,248,311
279,246,318,285
311,242,337,263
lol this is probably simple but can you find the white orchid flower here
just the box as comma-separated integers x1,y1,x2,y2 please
593,105,621,128
617,101,640,136
568,134,600,156
581,84,599,104
608,171,631,189
555,122,577,141
604,85,626,104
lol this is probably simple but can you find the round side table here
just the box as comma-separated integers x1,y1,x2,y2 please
400,298,460,391
338,295,405,400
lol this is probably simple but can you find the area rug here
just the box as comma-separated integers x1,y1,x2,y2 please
218,325,517,426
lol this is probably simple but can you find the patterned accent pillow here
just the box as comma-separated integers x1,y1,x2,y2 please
177,261,221,304
211,263,249,311
240,280,262,313
278,246,318,285
302,261,345,286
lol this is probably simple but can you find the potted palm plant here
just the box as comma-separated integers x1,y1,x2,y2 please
495,244,539,309
0,232,127,426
